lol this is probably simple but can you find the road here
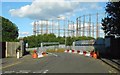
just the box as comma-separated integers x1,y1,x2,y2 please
2,53,119,74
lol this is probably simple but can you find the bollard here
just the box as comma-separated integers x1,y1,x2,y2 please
17,51,20,59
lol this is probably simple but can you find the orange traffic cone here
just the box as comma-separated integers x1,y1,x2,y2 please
32,50,38,58
32,53,38,58
93,52,97,59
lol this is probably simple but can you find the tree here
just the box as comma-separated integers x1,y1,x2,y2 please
1,16,19,42
102,1,120,36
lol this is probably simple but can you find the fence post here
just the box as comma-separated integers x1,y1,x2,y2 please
5,42,8,57
19,38,24,57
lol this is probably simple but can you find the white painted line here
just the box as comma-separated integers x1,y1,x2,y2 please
53,54,58,57
33,70,42,73
43,70,49,73
0,62,21,70
109,71,112,73
19,70,31,73
48,53,58,57
4,71,15,73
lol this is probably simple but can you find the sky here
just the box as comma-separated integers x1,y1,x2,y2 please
1,0,109,38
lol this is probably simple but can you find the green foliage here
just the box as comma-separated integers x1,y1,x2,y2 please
1,16,19,42
24,33,94,48
102,2,120,36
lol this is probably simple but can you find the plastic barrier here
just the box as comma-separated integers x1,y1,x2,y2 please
67,50,69,52
79,50,83,55
64,49,97,59
69,50,72,53
77,50,80,53
72,50,75,53
64,50,67,52
83,51,87,56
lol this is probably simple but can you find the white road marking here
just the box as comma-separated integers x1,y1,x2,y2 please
43,70,49,73
19,70,31,73
48,53,58,57
0,62,21,70
53,54,58,57
109,71,112,73
4,71,15,73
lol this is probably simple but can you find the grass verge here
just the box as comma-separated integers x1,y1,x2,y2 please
46,48,65,53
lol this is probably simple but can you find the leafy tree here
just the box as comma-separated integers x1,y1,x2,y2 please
102,1,120,36
1,16,19,42
23,33,95,47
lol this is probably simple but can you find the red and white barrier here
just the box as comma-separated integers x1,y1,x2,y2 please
77,50,80,53
64,50,68,52
74,50,77,53
37,52,47,58
85,52,91,57
64,49,72,53
79,50,83,55
68,50,72,53
72,50,77,53
72,50,75,53
64,49,93,57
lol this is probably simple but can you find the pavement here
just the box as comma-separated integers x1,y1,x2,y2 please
1,54,32,70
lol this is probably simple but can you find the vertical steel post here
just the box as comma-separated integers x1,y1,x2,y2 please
76,18,78,36
96,13,99,38
83,15,85,36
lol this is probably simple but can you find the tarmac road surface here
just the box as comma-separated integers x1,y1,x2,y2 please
2,53,119,74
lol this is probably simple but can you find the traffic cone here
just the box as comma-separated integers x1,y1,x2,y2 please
32,50,38,58
93,52,97,59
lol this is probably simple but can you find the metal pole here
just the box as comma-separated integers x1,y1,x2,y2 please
68,20,69,37
41,20,43,35
52,20,53,33
83,15,85,36
33,21,37,36
79,17,81,36
96,13,99,38
92,23,94,38
64,20,66,37
89,14,91,37
58,19,60,36
73,21,74,37
46,20,48,34
37,21,39,35
76,18,78,36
